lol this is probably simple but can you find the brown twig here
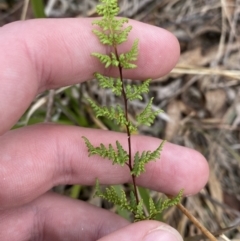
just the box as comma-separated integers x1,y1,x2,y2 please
21,0,30,20
176,202,218,241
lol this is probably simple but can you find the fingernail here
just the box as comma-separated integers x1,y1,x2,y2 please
143,225,183,241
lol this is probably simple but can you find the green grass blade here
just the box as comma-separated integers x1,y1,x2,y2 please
69,185,82,199
31,0,46,18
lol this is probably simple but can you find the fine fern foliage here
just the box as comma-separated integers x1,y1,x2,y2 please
131,140,166,177
136,98,164,127
94,73,122,96
126,79,150,101
82,137,128,166
82,0,183,222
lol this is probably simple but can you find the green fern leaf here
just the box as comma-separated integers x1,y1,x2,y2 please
95,0,119,18
149,197,157,217
95,181,134,213
128,122,138,134
94,73,122,96
87,98,119,120
82,136,95,155
134,199,145,221
92,29,113,45
92,52,111,67
92,18,108,30
136,97,163,126
82,137,129,166
160,189,183,211
93,17,128,32
112,18,129,31
126,79,151,101
146,190,183,220
116,141,129,165
110,52,119,67
119,189,133,212
106,186,119,201
96,184,122,207
92,0,133,46
94,72,114,88
92,52,119,68
147,140,166,161
131,140,166,177
131,152,142,176
119,39,139,69
116,25,132,45
87,98,137,131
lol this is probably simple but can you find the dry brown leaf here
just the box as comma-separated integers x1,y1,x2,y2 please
179,47,204,66
165,100,181,140
205,89,227,117
179,45,220,67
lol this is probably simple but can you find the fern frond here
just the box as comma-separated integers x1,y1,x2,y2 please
92,29,113,45
115,25,132,45
116,141,129,165
110,52,119,67
149,197,157,218
82,137,129,166
158,189,183,213
87,98,137,132
93,17,128,32
95,0,119,18
136,97,163,126
119,189,134,212
96,184,119,204
91,52,111,67
87,98,121,120
131,140,166,177
125,39,139,61
119,39,139,69
85,0,180,223
112,18,129,31
94,72,114,88
126,79,151,101
92,52,119,68
93,17,130,45
95,181,134,212
92,18,108,30
134,200,145,222
94,73,122,96
146,190,183,220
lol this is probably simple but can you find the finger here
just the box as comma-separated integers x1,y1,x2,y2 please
0,18,179,134
0,124,209,209
0,192,129,241
98,220,183,241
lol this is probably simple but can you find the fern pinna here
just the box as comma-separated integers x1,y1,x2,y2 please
82,0,182,222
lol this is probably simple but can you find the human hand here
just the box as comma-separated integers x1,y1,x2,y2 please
0,18,209,241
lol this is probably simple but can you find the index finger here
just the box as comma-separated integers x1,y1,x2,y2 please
0,18,179,134
0,125,208,209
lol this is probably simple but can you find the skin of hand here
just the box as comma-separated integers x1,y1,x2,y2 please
0,18,209,241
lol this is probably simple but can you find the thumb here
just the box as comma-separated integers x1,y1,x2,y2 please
98,221,183,241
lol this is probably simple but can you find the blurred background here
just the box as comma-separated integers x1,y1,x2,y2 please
1,0,240,239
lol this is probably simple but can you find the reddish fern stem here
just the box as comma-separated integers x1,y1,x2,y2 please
114,45,140,205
